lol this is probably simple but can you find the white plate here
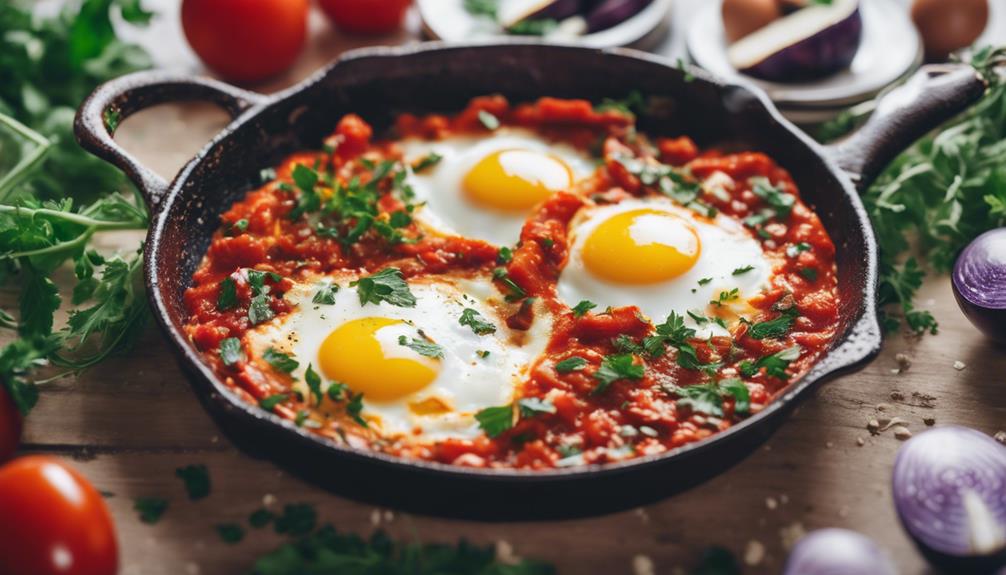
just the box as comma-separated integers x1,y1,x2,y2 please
686,0,922,108
419,0,673,49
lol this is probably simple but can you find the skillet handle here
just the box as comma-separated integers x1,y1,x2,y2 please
74,71,268,211
824,64,987,192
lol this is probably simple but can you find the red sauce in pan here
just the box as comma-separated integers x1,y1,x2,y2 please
183,96,839,468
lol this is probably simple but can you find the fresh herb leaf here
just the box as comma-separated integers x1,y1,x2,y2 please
175,464,211,501
740,346,801,380
304,364,323,407
346,392,367,426
219,337,244,366
799,268,819,282
496,246,513,264
592,353,644,395
517,397,556,418
247,294,274,325
397,335,444,358
475,404,514,438
786,242,811,258
571,300,596,317
217,278,238,310
134,497,168,524
719,378,750,415
459,307,496,335
217,524,245,544
412,152,442,173
747,309,797,340
555,356,588,374
259,393,289,411
732,265,755,275
273,504,317,537
249,509,274,529
264,348,298,373
351,267,416,308
311,283,338,305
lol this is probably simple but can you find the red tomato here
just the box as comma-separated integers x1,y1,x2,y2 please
181,0,309,83
317,0,412,34
0,386,21,462
0,456,118,575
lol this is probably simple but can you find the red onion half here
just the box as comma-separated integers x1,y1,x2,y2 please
953,228,1006,343
783,528,897,575
892,426,1006,572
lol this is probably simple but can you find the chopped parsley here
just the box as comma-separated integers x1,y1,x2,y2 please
612,334,643,354
750,177,795,218
217,278,238,310
217,523,245,544
571,300,597,317
698,277,712,286
799,268,819,282
739,346,802,380
496,246,513,264
289,164,321,220
554,356,588,374
669,379,749,417
747,309,798,340
263,348,299,373
592,353,644,395
786,242,812,258
476,350,490,359
175,464,211,500
711,288,740,307
274,504,318,537
517,397,556,417
732,265,755,276
232,218,249,233
247,294,274,325
259,393,289,411
459,308,496,335
614,154,713,216
312,283,339,305
478,110,500,130
219,337,244,366
398,335,444,358
304,364,323,407
346,392,367,426
351,267,416,307
412,152,443,173
475,404,514,438
134,497,168,524
249,508,275,529
492,267,527,301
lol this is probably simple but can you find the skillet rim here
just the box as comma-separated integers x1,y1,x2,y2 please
144,40,882,482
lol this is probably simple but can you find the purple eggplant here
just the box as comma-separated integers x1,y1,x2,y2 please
585,0,652,33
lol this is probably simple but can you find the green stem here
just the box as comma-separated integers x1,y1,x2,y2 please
0,205,147,229
0,113,52,202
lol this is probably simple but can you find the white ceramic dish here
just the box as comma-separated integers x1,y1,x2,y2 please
418,0,673,49
686,0,922,108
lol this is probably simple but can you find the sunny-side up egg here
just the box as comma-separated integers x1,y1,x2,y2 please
557,197,773,337
245,273,552,442
399,128,596,246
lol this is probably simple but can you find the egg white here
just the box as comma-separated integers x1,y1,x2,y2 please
557,197,774,337
246,272,552,442
399,128,596,247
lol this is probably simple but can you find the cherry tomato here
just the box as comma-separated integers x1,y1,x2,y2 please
0,456,118,575
181,0,309,83
0,386,21,462
318,0,412,35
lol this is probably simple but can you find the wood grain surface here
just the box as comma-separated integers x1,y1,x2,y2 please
12,1,1006,574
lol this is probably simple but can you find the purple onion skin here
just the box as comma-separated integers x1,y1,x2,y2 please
742,7,863,82
953,228,1006,344
783,528,898,575
893,426,1006,573
530,0,582,22
585,0,652,33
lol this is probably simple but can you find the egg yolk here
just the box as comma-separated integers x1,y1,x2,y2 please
318,317,439,402
463,148,574,211
581,209,702,284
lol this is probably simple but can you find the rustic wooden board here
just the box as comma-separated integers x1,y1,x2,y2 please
13,1,1006,574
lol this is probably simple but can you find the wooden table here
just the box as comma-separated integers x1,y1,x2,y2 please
16,1,1006,573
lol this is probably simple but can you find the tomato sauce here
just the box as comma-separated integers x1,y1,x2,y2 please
183,96,840,469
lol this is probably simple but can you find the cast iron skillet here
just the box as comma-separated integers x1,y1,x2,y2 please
74,42,985,520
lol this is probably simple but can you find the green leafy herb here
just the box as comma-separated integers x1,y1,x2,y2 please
398,335,444,358
311,283,338,305
493,268,527,301
175,464,211,501
555,356,588,374
517,397,556,417
134,497,168,524
475,404,514,438
304,364,323,407
698,277,712,286
786,242,812,258
217,524,245,544
351,267,416,307
326,382,348,402
459,307,496,335
747,309,797,340
259,393,289,411
670,379,749,417
732,265,755,275
614,154,711,216
463,0,497,17
217,278,238,310
476,350,490,359
219,338,244,366
571,300,596,317
507,18,557,36
263,348,299,373
739,346,801,380
711,288,740,307
798,268,819,282
274,503,317,537
592,354,644,395
249,509,275,529
496,246,513,264
247,294,274,325
412,152,443,173
478,110,500,130
346,392,367,426
595,91,646,117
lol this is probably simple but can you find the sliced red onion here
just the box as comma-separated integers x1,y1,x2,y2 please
727,0,862,82
953,228,1006,343
498,0,582,28
585,0,652,33
783,528,898,575
893,426,1006,572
